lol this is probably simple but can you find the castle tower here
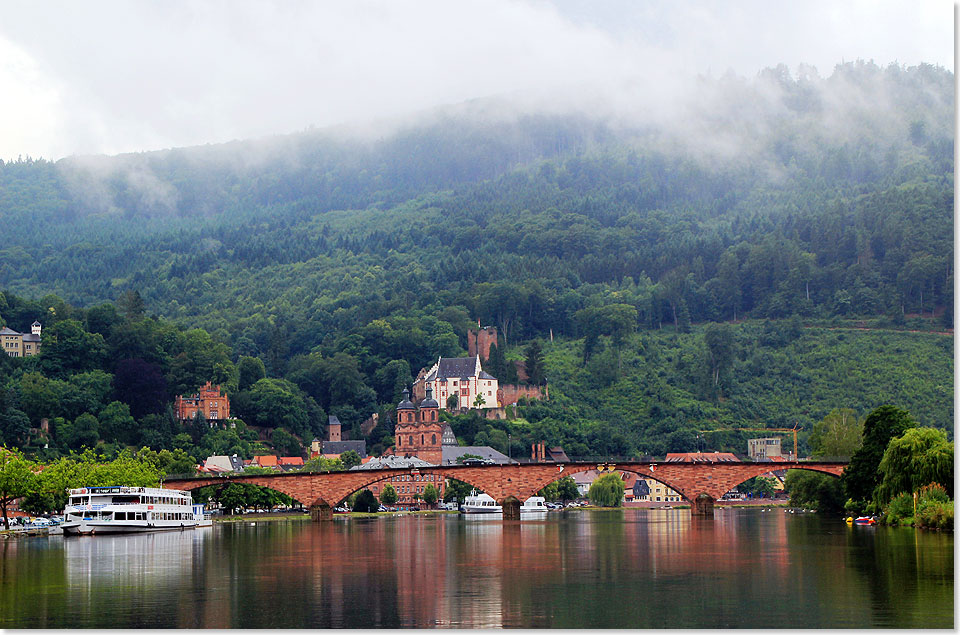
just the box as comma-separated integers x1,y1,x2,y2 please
467,325,498,362
328,415,342,442
416,386,442,464
419,386,439,423
395,388,417,454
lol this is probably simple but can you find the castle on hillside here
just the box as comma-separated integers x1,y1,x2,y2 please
174,382,231,424
413,356,499,410
0,321,41,357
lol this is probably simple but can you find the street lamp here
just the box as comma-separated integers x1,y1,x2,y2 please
508,433,512,460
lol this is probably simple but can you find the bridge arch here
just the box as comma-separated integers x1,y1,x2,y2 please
330,471,455,508
523,465,689,505
719,465,842,498
174,478,310,509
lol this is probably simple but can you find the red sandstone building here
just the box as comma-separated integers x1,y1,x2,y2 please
394,387,443,465
174,382,231,423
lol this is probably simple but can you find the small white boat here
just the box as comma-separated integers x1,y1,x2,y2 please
460,492,502,514
520,496,548,514
61,486,209,535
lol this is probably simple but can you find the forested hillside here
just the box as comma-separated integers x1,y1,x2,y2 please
0,61,952,460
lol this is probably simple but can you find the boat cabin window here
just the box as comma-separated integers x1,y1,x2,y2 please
113,495,140,504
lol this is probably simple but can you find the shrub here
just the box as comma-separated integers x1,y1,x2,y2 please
919,482,950,504
915,501,953,531
883,493,915,526
352,489,378,513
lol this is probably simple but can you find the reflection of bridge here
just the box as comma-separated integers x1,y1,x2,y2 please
164,460,846,520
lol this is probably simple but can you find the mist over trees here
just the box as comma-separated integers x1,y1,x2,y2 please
0,61,952,463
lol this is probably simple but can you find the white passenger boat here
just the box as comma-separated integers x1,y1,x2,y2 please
520,496,548,514
460,493,549,514
61,486,209,535
460,492,502,514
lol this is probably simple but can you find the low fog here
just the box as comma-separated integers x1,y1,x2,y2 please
0,0,952,162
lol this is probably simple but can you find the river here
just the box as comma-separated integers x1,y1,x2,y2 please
0,508,952,628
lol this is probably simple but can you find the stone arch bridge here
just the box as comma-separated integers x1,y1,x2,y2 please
164,460,846,520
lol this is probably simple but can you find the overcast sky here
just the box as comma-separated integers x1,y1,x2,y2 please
0,0,953,161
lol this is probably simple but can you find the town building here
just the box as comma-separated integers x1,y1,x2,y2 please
310,416,368,459
0,321,41,357
393,387,444,464
571,469,683,503
352,456,445,511
413,356,499,410
247,455,305,471
174,382,231,423
278,456,305,471
200,454,245,474
389,387,516,467
623,473,683,503
531,442,570,462
747,437,783,460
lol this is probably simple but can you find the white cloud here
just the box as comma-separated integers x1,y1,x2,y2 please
0,0,952,160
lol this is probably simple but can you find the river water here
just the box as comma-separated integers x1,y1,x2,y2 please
1,508,952,628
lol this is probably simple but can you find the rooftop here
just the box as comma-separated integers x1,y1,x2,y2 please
351,455,434,470
441,445,515,466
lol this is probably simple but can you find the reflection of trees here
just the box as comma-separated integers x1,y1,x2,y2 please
843,525,954,628
3,511,952,628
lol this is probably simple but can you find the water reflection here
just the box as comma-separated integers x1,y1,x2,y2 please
0,510,952,628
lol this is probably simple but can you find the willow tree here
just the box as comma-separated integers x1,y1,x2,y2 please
875,427,953,505
588,473,625,507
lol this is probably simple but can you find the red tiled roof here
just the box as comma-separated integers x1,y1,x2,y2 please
278,457,304,466
253,455,278,467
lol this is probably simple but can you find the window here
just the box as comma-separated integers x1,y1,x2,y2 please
432,434,437,444
409,436,414,446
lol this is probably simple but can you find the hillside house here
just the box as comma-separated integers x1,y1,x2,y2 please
0,321,41,357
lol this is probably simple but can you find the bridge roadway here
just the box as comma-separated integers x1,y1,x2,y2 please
163,460,846,520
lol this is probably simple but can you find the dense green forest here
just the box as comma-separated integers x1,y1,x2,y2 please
0,61,953,461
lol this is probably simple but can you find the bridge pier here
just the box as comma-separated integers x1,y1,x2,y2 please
691,494,715,516
501,497,521,521
310,503,333,522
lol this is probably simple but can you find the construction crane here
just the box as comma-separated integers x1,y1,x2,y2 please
697,424,800,459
